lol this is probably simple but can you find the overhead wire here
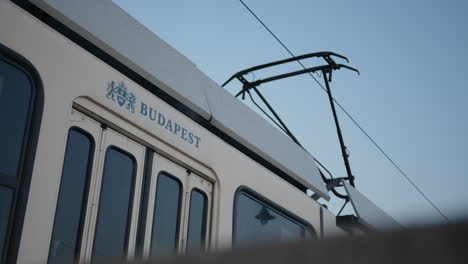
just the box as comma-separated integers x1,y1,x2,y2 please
238,0,450,223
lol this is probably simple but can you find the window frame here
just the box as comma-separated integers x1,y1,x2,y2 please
91,145,137,260
232,186,316,244
135,149,154,257
0,43,44,263
47,127,96,263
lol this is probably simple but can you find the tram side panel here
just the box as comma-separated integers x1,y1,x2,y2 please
0,1,107,262
0,1,326,262
321,208,347,238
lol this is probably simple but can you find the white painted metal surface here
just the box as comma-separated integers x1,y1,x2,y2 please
30,0,329,199
31,0,213,120
342,181,401,231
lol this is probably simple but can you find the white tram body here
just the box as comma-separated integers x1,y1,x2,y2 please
0,0,397,263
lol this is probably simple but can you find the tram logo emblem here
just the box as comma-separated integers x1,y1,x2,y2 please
106,81,136,113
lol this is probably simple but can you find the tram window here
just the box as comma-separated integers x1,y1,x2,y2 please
0,55,36,261
92,147,136,261
0,187,13,259
48,129,94,264
0,59,32,179
150,173,181,256
233,189,314,245
186,189,208,250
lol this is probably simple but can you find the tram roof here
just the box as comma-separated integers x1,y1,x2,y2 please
30,0,330,200
343,181,401,231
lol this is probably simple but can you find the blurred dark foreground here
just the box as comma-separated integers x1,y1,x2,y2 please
100,221,468,264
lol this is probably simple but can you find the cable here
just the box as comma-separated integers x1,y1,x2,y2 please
246,90,289,135
313,157,334,180
239,0,450,223
243,72,347,197
247,88,341,184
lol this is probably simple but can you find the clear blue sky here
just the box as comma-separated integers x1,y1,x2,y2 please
113,0,468,226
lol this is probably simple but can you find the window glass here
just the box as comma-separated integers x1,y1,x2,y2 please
0,56,34,262
186,190,207,250
92,147,135,261
0,59,32,179
48,129,94,264
234,191,313,245
0,187,13,259
150,173,181,256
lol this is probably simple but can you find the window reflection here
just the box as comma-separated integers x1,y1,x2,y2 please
255,206,276,225
234,192,314,245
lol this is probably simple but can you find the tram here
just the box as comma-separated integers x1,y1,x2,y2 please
0,0,399,263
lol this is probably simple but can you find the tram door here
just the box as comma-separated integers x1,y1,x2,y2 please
49,110,145,264
50,110,212,264
142,154,213,259
80,122,146,263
